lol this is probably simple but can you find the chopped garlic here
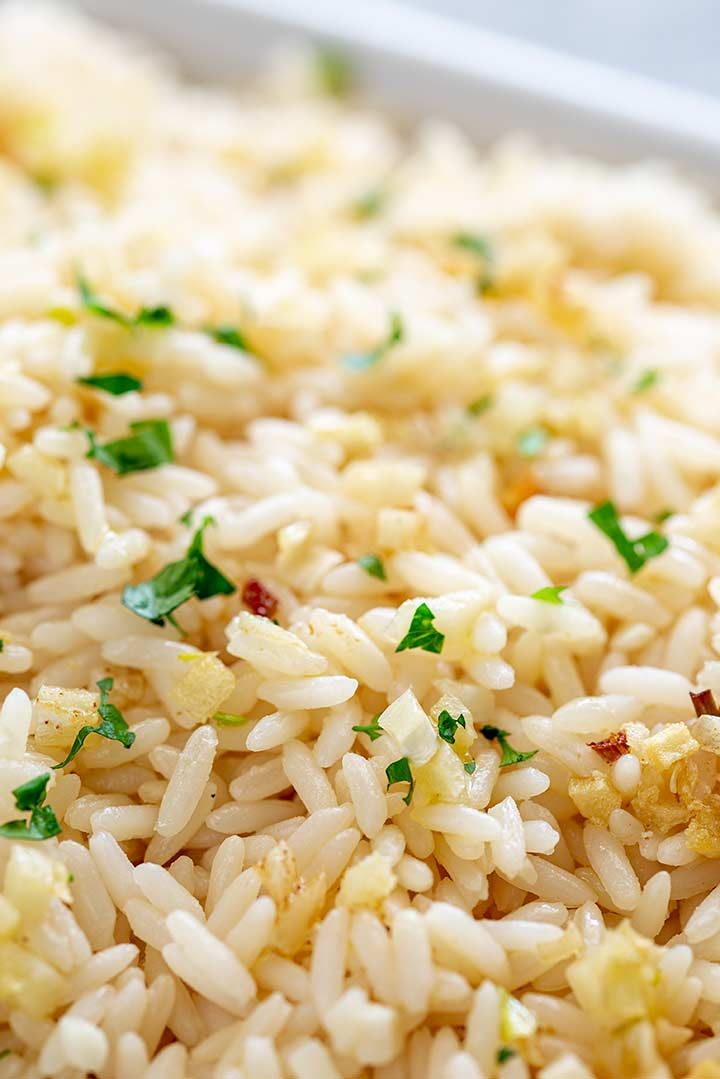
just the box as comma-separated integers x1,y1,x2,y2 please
275,871,326,957
168,652,235,726
378,688,437,765
414,742,468,806
337,852,396,911
3,846,71,926
500,988,538,1041
691,713,720,755
32,685,98,749
686,797,720,857
430,693,475,757
567,922,662,1032
568,772,622,824
260,840,298,905
631,767,689,834
644,723,699,772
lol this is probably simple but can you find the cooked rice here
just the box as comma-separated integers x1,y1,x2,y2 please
2,3,720,1076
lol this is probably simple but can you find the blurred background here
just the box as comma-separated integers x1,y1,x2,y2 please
405,0,716,96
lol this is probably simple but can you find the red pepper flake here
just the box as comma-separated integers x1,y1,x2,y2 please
242,578,278,619
588,730,629,763
690,689,720,718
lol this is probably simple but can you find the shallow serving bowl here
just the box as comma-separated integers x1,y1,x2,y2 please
75,0,720,186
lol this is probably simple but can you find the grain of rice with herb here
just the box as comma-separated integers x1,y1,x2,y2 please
1,4,720,1077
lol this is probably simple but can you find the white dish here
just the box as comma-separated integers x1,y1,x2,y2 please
77,0,720,184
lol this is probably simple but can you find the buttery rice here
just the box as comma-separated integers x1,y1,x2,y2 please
4,5,720,1078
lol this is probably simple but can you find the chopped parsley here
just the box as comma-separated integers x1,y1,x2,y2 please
654,508,674,524
122,515,235,629
78,274,175,329
76,372,143,396
0,773,61,841
213,712,248,726
358,553,386,581
464,760,477,775
631,368,660,395
496,1046,517,1064
530,585,567,604
0,640,3,653
452,231,494,292
437,709,466,745
352,715,384,742
0,1049,11,1059
385,757,415,805
479,725,538,768
353,186,387,219
467,394,493,416
516,426,548,458
315,47,353,96
395,602,445,654
179,508,194,526
342,311,404,371
52,678,135,769
207,325,247,351
588,500,668,574
134,306,175,327
84,418,174,475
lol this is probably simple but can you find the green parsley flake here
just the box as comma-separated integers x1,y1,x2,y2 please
352,715,384,741
207,325,247,351
588,500,668,574
0,773,61,841
530,585,567,604
76,372,143,396
464,760,477,775
479,725,538,768
631,368,660,395
213,712,248,726
52,678,135,769
179,508,194,526
134,306,175,327
353,186,387,219
315,47,353,96
654,508,674,524
78,274,175,329
437,709,466,745
342,311,404,371
84,418,174,475
0,640,3,653
358,553,386,581
122,515,235,629
0,1049,11,1060
395,602,445,654
496,1046,517,1064
516,426,548,458
452,231,494,292
385,757,415,805
467,394,493,416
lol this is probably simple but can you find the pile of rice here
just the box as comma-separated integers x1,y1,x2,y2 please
5,5,720,1078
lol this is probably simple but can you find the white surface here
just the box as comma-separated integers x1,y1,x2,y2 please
79,0,720,186
407,0,717,99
